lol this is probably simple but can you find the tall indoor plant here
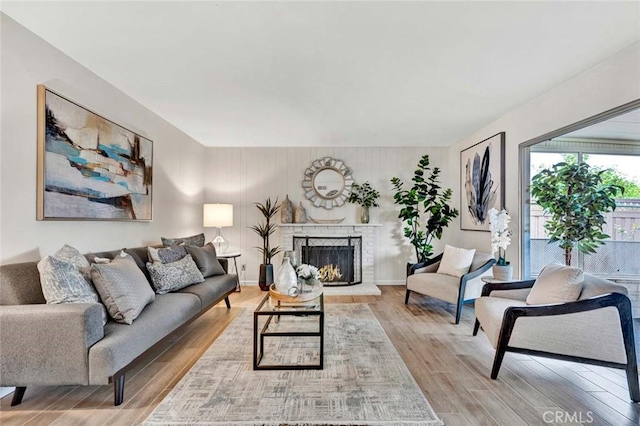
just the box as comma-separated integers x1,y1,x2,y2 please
391,155,458,265
250,197,282,290
530,162,623,266
489,208,512,280
347,181,380,224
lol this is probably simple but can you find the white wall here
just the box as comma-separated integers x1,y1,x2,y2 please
203,146,450,284
0,14,206,263
447,43,640,277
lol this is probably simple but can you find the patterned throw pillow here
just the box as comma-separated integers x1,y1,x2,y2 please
91,254,155,325
148,246,188,264
37,255,108,325
185,243,225,277
53,244,92,283
146,254,205,294
161,233,205,248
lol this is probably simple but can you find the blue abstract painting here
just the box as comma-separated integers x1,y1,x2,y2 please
37,86,153,220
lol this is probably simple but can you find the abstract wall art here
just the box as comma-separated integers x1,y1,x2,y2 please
37,86,153,220
460,132,505,231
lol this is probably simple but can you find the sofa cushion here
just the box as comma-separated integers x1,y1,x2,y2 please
146,254,205,294
579,273,629,300
436,245,476,278
406,272,460,304
475,296,528,347
161,233,205,248
91,254,155,324
88,292,201,384
148,245,188,264
178,274,237,309
37,255,107,325
185,243,225,277
53,244,92,283
526,262,584,305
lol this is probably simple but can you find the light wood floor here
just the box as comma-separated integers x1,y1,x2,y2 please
1,286,639,426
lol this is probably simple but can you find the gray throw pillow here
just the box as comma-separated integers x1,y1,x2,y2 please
146,254,205,294
185,243,226,277
91,254,155,325
37,255,107,325
161,233,205,248
526,262,584,305
148,245,188,264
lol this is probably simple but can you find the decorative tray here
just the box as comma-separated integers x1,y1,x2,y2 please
308,217,345,224
269,284,323,303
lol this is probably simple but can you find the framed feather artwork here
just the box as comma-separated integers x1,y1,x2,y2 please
460,132,505,231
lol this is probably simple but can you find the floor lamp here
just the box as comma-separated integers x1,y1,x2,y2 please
203,204,233,254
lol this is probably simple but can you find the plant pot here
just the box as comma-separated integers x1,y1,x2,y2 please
492,264,513,281
360,206,370,224
258,264,274,291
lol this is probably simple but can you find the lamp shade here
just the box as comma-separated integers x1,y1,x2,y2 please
203,204,233,227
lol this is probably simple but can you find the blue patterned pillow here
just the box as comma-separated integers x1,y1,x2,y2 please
146,254,205,294
161,233,205,248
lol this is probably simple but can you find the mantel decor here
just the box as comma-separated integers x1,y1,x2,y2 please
37,85,153,221
302,157,354,209
460,132,505,231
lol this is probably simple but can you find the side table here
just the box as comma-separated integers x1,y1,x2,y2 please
481,276,521,284
218,250,241,292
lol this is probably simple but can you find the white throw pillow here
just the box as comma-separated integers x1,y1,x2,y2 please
436,245,476,278
526,262,584,305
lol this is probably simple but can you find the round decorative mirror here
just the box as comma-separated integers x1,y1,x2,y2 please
302,157,353,209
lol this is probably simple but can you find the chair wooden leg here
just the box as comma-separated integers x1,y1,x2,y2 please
224,296,231,309
473,319,480,336
619,298,640,402
10,387,26,406
114,374,125,406
404,290,411,305
490,347,507,380
454,304,463,324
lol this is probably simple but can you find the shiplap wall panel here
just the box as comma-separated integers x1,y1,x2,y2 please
204,147,450,284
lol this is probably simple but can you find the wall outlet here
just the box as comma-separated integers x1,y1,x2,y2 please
241,264,246,271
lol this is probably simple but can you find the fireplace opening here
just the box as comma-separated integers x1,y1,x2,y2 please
294,236,362,286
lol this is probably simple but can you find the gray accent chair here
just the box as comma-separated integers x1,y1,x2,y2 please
474,275,640,402
405,252,496,324
0,246,237,407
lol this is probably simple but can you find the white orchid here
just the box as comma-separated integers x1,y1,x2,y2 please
489,208,512,265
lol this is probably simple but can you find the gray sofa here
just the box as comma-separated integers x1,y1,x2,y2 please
0,246,237,406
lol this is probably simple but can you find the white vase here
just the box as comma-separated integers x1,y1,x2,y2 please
492,264,513,281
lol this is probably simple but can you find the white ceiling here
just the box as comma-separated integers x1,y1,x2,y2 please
2,1,639,147
562,108,640,141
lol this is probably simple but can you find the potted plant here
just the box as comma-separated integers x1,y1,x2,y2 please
250,197,282,290
346,181,380,223
391,155,459,270
489,208,512,280
531,162,623,266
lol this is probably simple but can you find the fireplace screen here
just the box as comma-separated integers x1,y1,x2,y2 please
294,236,362,286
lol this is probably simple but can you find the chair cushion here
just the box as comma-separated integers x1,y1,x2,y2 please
475,296,527,347
436,245,476,278
407,273,460,304
475,296,627,364
90,254,155,324
526,262,584,305
88,293,201,384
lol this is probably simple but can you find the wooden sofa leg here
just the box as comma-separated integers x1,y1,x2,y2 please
224,296,231,309
11,387,26,406
473,319,480,336
114,374,125,406
490,347,506,380
404,290,411,305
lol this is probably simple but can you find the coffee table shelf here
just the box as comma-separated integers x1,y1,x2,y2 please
253,292,324,370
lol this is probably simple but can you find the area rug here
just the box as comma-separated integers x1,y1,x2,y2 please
143,304,443,426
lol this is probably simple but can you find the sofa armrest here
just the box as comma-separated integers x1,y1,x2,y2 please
0,303,104,386
506,292,630,319
462,259,496,282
